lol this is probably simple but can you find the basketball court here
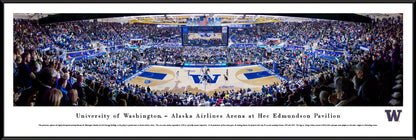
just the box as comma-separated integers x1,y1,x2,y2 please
127,65,281,95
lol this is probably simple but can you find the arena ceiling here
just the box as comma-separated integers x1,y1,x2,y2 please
14,13,56,20
122,14,300,25
14,13,402,24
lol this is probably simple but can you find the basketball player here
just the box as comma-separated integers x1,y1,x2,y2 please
224,69,229,81
176,71,179,79
203,66,208,73
207,75,211,83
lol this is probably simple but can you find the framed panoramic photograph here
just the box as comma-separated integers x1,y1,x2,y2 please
2,1,414,140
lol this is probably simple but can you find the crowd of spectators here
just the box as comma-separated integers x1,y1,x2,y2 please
182,46,228,64
229,46,266,65
13,19,182,52
13,15,403,106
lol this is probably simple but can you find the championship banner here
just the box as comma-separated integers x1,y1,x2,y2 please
186,18,192,26
215,17,221,26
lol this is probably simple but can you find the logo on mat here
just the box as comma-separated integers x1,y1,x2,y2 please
385,110,402,122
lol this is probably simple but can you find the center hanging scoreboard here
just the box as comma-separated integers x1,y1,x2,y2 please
182,26,229,46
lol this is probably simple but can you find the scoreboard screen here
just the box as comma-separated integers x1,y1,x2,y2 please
182,26,229,46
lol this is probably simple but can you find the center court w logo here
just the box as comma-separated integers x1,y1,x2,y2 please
385,110,402,122
190,74,221,84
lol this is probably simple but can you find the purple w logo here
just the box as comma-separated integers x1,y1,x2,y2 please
385,110,402,122
190,74,221,84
